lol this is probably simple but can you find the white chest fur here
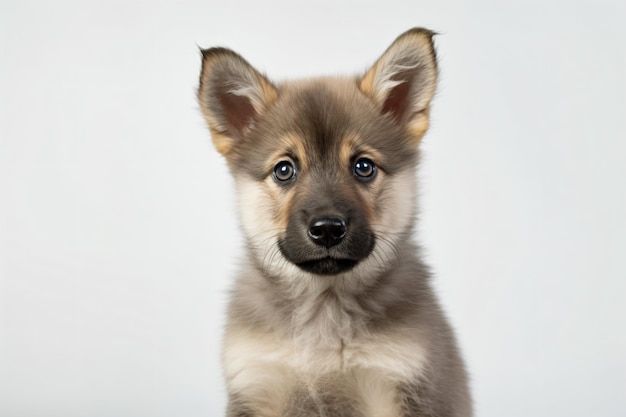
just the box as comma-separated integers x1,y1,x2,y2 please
223,325,427,417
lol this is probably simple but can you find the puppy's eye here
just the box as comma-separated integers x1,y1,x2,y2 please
273,161,296,183
353,158,377,181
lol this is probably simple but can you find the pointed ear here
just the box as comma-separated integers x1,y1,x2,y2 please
197,48,277,155
360,28,438,141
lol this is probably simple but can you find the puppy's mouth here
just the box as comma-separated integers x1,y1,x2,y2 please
296,257,358,275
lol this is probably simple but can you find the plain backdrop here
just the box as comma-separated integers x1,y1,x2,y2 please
2,1,625,416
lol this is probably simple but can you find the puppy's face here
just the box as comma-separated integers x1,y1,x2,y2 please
198,29,438,285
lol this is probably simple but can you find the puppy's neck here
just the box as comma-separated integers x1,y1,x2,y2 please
233,240,427,345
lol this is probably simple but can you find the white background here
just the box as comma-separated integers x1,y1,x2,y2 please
2,1,625,416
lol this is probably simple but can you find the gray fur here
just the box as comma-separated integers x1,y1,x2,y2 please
198,28,472,417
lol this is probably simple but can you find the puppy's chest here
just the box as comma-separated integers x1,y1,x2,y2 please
223,324,425,417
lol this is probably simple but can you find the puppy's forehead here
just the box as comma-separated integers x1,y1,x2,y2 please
235,78,417,177
275,80,364,153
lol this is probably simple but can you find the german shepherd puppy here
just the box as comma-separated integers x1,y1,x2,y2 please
197,28,472,417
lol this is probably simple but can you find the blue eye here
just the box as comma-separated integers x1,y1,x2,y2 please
354,158,377,180
273,161,296,183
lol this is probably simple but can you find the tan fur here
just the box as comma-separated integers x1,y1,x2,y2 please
407,110,431,142
282,133,310,172
339,133,359,170
209,129,236,156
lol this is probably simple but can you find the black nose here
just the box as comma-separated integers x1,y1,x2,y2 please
308,217,347,248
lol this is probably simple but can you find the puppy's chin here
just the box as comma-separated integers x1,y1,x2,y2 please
295,257,358,276
277,235,376,277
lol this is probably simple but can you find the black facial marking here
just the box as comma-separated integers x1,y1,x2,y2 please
296,258,358,275
278,192,376,276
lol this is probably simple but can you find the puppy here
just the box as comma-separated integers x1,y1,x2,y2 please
197,28,472,417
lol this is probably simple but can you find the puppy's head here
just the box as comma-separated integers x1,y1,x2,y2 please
198,29,437,287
